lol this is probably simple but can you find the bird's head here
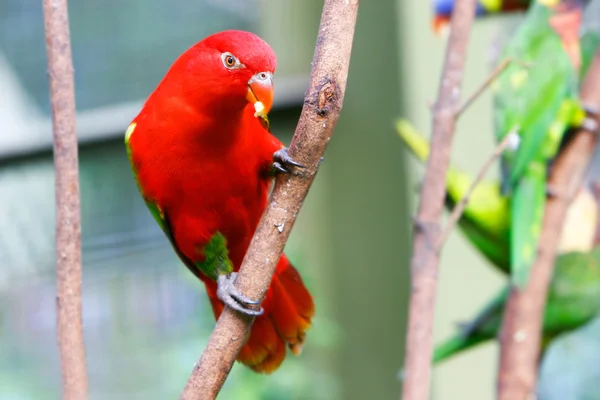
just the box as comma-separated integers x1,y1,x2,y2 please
431,0,490,36
168,30,277,119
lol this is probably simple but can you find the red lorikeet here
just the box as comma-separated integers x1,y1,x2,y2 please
125,30,315,373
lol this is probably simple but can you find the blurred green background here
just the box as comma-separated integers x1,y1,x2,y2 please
3,0,598,399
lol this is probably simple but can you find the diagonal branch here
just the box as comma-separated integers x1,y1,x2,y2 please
400,0,477,399
497,49,600,400
179,1,358,399
436,131,516,249
42,0,88,399
455,58,514,117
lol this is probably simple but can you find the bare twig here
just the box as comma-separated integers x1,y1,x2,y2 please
436,131,516,248
401,0,477,399
428,58,525,115
497,50,600,400
42,0,88,398
179,1,358,399
455,58,514,117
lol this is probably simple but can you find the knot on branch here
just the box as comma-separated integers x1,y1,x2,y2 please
310,78,339,118
413,216,441,253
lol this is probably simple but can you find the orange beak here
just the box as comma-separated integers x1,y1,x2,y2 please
246,72,274,115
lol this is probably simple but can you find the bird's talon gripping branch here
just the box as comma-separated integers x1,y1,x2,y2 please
273,147,306,174
273,162,289,174
217,273,264,316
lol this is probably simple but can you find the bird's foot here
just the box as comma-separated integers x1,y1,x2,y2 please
217,273,264,316
273,147,306,174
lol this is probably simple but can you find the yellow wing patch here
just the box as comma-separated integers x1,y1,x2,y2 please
480,0,501,12
125,122,136,143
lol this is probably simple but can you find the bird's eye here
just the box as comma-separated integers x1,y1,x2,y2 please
221,52,240,69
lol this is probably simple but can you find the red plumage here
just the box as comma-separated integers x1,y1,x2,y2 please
126,30,315,373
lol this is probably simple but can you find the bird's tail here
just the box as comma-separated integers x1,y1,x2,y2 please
433,334,487,364
205,254,315,373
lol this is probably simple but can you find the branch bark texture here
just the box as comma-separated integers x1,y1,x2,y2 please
179,1,358,398
497,50,600,400
401,0,477,399
42,0,88,399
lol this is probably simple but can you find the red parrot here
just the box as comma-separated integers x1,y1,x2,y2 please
124,30,315,373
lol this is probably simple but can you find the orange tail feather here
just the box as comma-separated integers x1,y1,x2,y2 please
204,254,315,373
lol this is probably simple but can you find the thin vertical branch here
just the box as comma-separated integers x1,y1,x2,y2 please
42,0,88,399
179,1,358,399
497,50,600,400
455,58,519,117
401,0,477,399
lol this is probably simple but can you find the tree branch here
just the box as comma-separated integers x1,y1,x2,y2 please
436,131,516,248
179,1,358,399
455,58,515,118
42,0,88,398
497,49,600,400
400,0,477,399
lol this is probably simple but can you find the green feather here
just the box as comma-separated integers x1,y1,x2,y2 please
124,123,233,281
580,31,600,78
396,119,511,273
434,289,506,363
433,248,600,364
195,232,234,280
493,2,582,287
510,162,546,287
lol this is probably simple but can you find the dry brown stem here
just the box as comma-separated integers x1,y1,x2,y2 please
43,0,88,398
400,0,477,398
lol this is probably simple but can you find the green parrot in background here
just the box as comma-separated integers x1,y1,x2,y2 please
433,247,600,363
397,122,600,363
396,120,598,274
397,119,510,272
398,5,599,275
492,0,595,287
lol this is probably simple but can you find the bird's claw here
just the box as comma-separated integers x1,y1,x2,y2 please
273,148,306,174
273,162,289,174
217,273,264,316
